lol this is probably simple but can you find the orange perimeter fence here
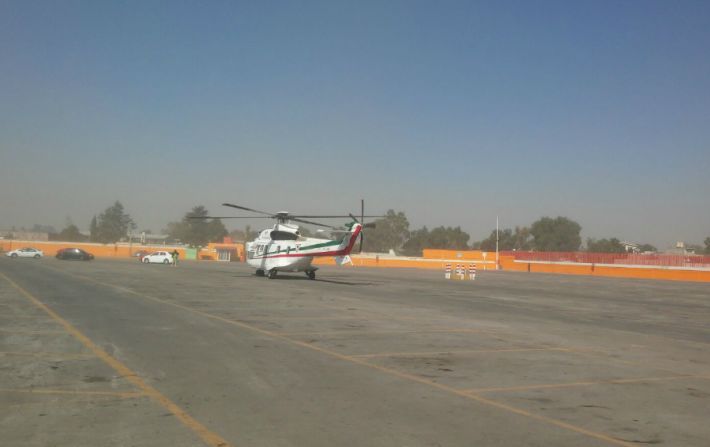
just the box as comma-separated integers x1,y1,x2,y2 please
3,240,709,283
0,240,244,261
502,250,710,268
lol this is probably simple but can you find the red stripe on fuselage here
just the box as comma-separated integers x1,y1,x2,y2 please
258,225,361,260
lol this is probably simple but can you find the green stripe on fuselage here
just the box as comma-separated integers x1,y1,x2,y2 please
260,239,342,257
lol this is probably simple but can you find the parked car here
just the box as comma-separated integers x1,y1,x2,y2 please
56,248,94,261
142,251,173,264
6,247,44,259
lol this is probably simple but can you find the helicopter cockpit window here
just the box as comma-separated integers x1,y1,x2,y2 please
270,231,298,241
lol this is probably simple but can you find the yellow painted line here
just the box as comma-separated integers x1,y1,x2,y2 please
350,347,573,359
465,374,700,393
0,351,94,360
61,272,637,447
0,387,146,398
0,272,232,447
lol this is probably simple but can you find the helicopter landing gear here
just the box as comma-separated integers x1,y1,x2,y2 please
255,269,265,277
305,270,316,280
267,269,278,279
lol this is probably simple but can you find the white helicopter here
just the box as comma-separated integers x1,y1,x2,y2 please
202,202,379,279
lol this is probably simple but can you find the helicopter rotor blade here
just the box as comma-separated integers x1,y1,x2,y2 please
288,217,338,229
222,203,275,217
187,216,272,219
289,215,384,219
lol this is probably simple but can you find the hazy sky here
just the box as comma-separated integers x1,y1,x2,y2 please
1,1,709,248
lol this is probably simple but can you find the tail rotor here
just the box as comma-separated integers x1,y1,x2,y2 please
355,199,376,253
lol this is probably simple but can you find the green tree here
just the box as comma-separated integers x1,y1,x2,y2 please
89,216,98,242
704,237,710,255
638,243,657,253
167,206,228,247
55,224,86,242
245,225,259,240
529,216,582,251
401,227,430,256
401,225,472,256
478,226,532,251
94,201,136,243
362,210,409,253
586,237,625,253
428,226,470,250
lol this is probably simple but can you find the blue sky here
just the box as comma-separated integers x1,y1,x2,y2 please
1,1,709,247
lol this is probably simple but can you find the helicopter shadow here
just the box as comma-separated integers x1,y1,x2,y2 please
233,273,377,286
262,275,384,286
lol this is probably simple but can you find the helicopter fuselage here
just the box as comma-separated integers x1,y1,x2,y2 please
245,223,362,276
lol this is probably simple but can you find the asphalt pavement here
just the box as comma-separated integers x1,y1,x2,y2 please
1,256,709,447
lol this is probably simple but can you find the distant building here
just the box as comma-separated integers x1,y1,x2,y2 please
0,230,49,241
664,241,696,255
127,232,170,245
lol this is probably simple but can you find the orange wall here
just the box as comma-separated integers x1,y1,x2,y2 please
3,240,707,282
3,240,189,259
500,258,710,282
1,240,246,261
422,249,493,261
313,255,498,270
313,254,710,283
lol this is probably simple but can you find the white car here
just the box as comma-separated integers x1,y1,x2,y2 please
6,247,44,259
142,251,173,264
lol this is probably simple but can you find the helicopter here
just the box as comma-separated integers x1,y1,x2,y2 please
198,202,380,279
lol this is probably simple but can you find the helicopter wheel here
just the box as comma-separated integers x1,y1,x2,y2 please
306,270,316,280
267,269,278,279
255,269,265,277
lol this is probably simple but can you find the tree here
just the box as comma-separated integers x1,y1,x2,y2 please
94,201,136,243
479,226,532,251
166,206,228,247
230,225,262,242
55,224,86,242
428,226,471,250
361,210,409,253
401,227,430,256
245,225,259,240
529,216,582,251
705,237,710,255
89,216,98,242
400,225,473,256
586,238,625,253
638,243,657,253
687,244,704,254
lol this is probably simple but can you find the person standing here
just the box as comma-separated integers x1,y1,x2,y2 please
171,249,179,266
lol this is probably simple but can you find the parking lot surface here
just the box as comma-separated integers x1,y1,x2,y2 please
1,257,709,446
